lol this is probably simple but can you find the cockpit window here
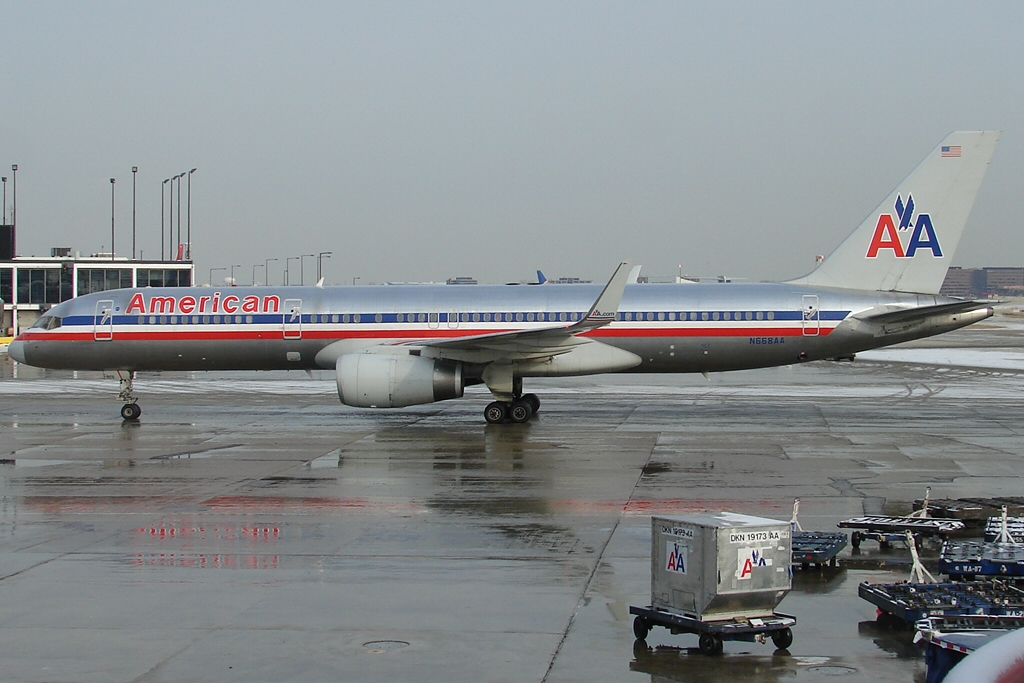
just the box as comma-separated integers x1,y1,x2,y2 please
31,315,62,330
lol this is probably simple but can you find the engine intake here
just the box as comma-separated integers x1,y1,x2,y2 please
336,353,463,408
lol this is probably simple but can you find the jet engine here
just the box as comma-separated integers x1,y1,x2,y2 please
336,353,463,408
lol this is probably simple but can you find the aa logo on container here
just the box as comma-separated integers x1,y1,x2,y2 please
736,547,771,580
666,541,688,574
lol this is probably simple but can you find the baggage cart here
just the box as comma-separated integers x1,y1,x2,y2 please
859,580,1024,624
939,541,1024,580
838,516,964,548
792,531,847,568
629,605,796,655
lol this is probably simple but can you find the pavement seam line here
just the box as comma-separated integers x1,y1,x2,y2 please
539,433,658,683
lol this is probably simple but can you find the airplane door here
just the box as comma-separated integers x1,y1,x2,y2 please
94,300,114,341
428,312,439,330
283,299,302,340
801,295,820,336
448,311,459,329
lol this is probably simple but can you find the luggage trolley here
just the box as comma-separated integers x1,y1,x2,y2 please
629,606,796,655
838,516,964,549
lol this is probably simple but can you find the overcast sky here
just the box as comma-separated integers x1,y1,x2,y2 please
2,1,1022,285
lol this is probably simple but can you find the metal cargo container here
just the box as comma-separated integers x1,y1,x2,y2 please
652,513,792,621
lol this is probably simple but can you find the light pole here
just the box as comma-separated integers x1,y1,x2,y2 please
209,267,225,287
2,177,6,224
187,168,196,260
162,178,170,261
229,264,241,286
318,251,332,282
265,258,278,286
132,166,138,259
11,164,17,231
175,173,184,259
110,178,116,261
300,254,314,286
286,257,300,286
252,264,264,286
168,175,174,259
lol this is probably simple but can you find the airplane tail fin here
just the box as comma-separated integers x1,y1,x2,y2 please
790,131,999,294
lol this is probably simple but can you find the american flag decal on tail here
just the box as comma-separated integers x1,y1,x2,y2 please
941,145,962,158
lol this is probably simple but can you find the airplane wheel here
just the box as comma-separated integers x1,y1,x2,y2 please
522,393,540,414
484,402,509,424
120,403,142,421
509,400,532,423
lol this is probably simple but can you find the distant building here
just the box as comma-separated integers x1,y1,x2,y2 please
984,267,1024,294
940,267,983,297
446,276,478,285
940,267,1024,298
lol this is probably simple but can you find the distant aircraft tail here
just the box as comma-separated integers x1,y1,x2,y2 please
790,131,999,294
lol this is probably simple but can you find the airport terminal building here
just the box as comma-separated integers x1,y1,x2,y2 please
1,245,194,337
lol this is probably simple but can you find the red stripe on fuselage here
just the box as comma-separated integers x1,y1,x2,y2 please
17,325,834,343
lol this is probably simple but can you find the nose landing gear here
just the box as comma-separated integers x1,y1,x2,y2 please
117,371,142,421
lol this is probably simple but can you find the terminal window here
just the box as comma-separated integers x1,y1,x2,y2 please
77,268,133,296
16,268,70,304
0,268,11,305
136,269,192,288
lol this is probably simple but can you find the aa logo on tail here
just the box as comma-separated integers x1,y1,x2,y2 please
866,194,942,259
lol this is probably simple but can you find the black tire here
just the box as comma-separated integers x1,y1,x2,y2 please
851,531,861,549
484,402,508,424
771,627,793,649
632,616,649,640
509,400,532,423
120,403,141,421
523,393,540,414
698,633,721,656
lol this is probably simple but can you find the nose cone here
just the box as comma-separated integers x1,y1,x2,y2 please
8,339,26,363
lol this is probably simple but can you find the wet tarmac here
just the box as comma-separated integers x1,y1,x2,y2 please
2,322,1024,682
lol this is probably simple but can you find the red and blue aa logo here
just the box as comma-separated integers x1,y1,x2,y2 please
866,194,942,259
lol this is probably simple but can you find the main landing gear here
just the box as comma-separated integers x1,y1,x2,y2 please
484,393,540,424
117,371,142,422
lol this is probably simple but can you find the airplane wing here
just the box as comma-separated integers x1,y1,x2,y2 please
414,261,632,362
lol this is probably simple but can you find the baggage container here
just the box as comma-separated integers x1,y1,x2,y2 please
651,513,791,621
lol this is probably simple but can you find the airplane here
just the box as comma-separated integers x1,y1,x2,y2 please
9,131,999,424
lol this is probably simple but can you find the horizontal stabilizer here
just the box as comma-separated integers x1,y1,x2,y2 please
855,300,993,325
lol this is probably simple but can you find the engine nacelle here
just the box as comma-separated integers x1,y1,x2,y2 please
336,353,463,408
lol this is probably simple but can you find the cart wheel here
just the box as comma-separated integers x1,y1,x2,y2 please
851,531,861,549
771,627,793,649
632,616,650,640
698,633,723,656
